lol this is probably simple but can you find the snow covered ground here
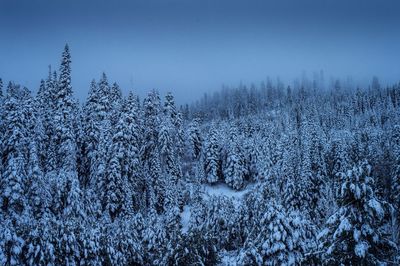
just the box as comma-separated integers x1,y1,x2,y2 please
202,182,254,200
180,182,254,234
180,205,191,233
219,251,239,266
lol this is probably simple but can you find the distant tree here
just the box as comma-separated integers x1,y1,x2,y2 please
372,76,381,91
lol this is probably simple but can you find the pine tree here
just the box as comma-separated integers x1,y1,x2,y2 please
142,90,165,213
103,116,132,219
82,79,101,187
1,155,26,217
188,119,202,159
306,119,328,221
391,125,400,243
281,130,312,212
0,84,28,218
103,216,143,265
26,140,49,219
43,70,59,173
35,79,50,171
0,78,3,98
164,92,177,124
224,126,246,190
110,82,123,128
55,169,85,265
142,90,161,162
175,112,185,157
23,215,57,266
238,201,314,265
159,119,179,179
204,125,221,184
123,92,143,211
319,161,396,264
97,73,112,124
54,44,78,172
0,219,24,266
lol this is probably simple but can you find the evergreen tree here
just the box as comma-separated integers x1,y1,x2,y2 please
0,84,28,218
204,125,221,184
54,44,78,172
23,216,57,265
110,82,123,127
391,125,400,244
224,126,246,190
281,130,312,212
123,92,143,211
0,219,24,266
159,119,179,179
142,90,161,162
0,78,3,98
188,118,202,159
238,201,314,265
319,161,396,264
26,140,49,219
82,79,101,187
103,117,131,220
103,216,143,265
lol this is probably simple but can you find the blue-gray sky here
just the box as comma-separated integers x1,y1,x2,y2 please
1,0,400,104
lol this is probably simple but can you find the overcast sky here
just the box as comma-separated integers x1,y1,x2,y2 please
1,0,400,104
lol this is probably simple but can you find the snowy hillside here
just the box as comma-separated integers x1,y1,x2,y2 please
0,45,400,265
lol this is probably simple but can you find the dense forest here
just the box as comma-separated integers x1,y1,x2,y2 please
1,45,400,265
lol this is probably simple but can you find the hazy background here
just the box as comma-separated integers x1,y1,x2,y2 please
1,0,400,104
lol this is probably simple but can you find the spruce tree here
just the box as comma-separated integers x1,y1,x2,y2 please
110,82,123,128
204,125,221,184
103,116,131,220
391,125,400,243
54,44,78,172
224,126,246,190
159,119,179,179
0,78,3,98
123,92,143,211
142,90,161,162
238,201,314,265
82,79,101,187
319,161,396,264
188,119,202,160
0,84,28,218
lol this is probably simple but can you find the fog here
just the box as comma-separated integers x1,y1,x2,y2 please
1,0,399,104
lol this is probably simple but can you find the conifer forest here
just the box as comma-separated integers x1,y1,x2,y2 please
1,44,400,265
